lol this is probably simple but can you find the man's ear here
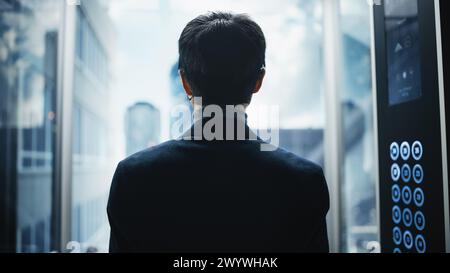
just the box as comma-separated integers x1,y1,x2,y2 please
253,69,265,94
179,70,193,97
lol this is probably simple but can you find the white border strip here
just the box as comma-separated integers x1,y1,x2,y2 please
434,0,450,253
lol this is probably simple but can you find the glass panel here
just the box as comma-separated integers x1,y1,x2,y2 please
0,0,63,252
2,0,326,252
338,0,378,252
74,0,325,251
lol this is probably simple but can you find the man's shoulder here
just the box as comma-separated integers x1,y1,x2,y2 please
118,139,324,176
260,143,327,195
118,140,183,170
260,142,324,178
266,145,329,210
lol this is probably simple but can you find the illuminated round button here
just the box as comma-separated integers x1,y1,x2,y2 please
413,188,425,207
402,186,412,205
415,234,426,253
393,227,402,245
402,208,413,227
392,205,402,224
403,230,413,249
414,211,425,231
412,141,423,161
413,165,424,184
391,163,400,182
392,185,401,203
393,248,401,253
390,142,400,161
400,142,410,161
401,164,411,182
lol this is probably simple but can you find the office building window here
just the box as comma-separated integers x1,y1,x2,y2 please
0,0,63,252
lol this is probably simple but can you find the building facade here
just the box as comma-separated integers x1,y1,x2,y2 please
0,0,115,252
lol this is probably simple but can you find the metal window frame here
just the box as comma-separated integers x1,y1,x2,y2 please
369,0,382,251
55,1,77,252
322,0,345,253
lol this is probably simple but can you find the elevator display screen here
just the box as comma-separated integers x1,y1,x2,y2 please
385,0,422,106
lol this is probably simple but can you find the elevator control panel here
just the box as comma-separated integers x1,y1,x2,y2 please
389,140,426,252
373,0,448,252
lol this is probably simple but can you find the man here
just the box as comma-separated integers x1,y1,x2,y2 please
107,12,329,253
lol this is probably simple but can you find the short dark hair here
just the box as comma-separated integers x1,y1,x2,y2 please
178,12,266,105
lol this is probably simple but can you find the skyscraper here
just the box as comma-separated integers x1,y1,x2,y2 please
125,102,161,157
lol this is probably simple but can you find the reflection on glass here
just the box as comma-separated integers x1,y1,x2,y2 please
0,0,62,252
339,0,377,253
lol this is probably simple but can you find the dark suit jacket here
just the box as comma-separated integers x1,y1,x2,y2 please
107,116,330,253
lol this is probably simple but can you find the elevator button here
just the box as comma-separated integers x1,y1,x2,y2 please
391,163,400,182
414,188,424,207
392,184,401,203
412,141,423,161
393,227,402,245
403,230,413,249
402,208,413,227
414,211,425,231
401,164,411,182
390,142,400,161
415,235,426,253
392,205,401,224
402,186,412,205
400,141,410,161
413,164,424,184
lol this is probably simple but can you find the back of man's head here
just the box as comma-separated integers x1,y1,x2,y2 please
178,12,266,105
